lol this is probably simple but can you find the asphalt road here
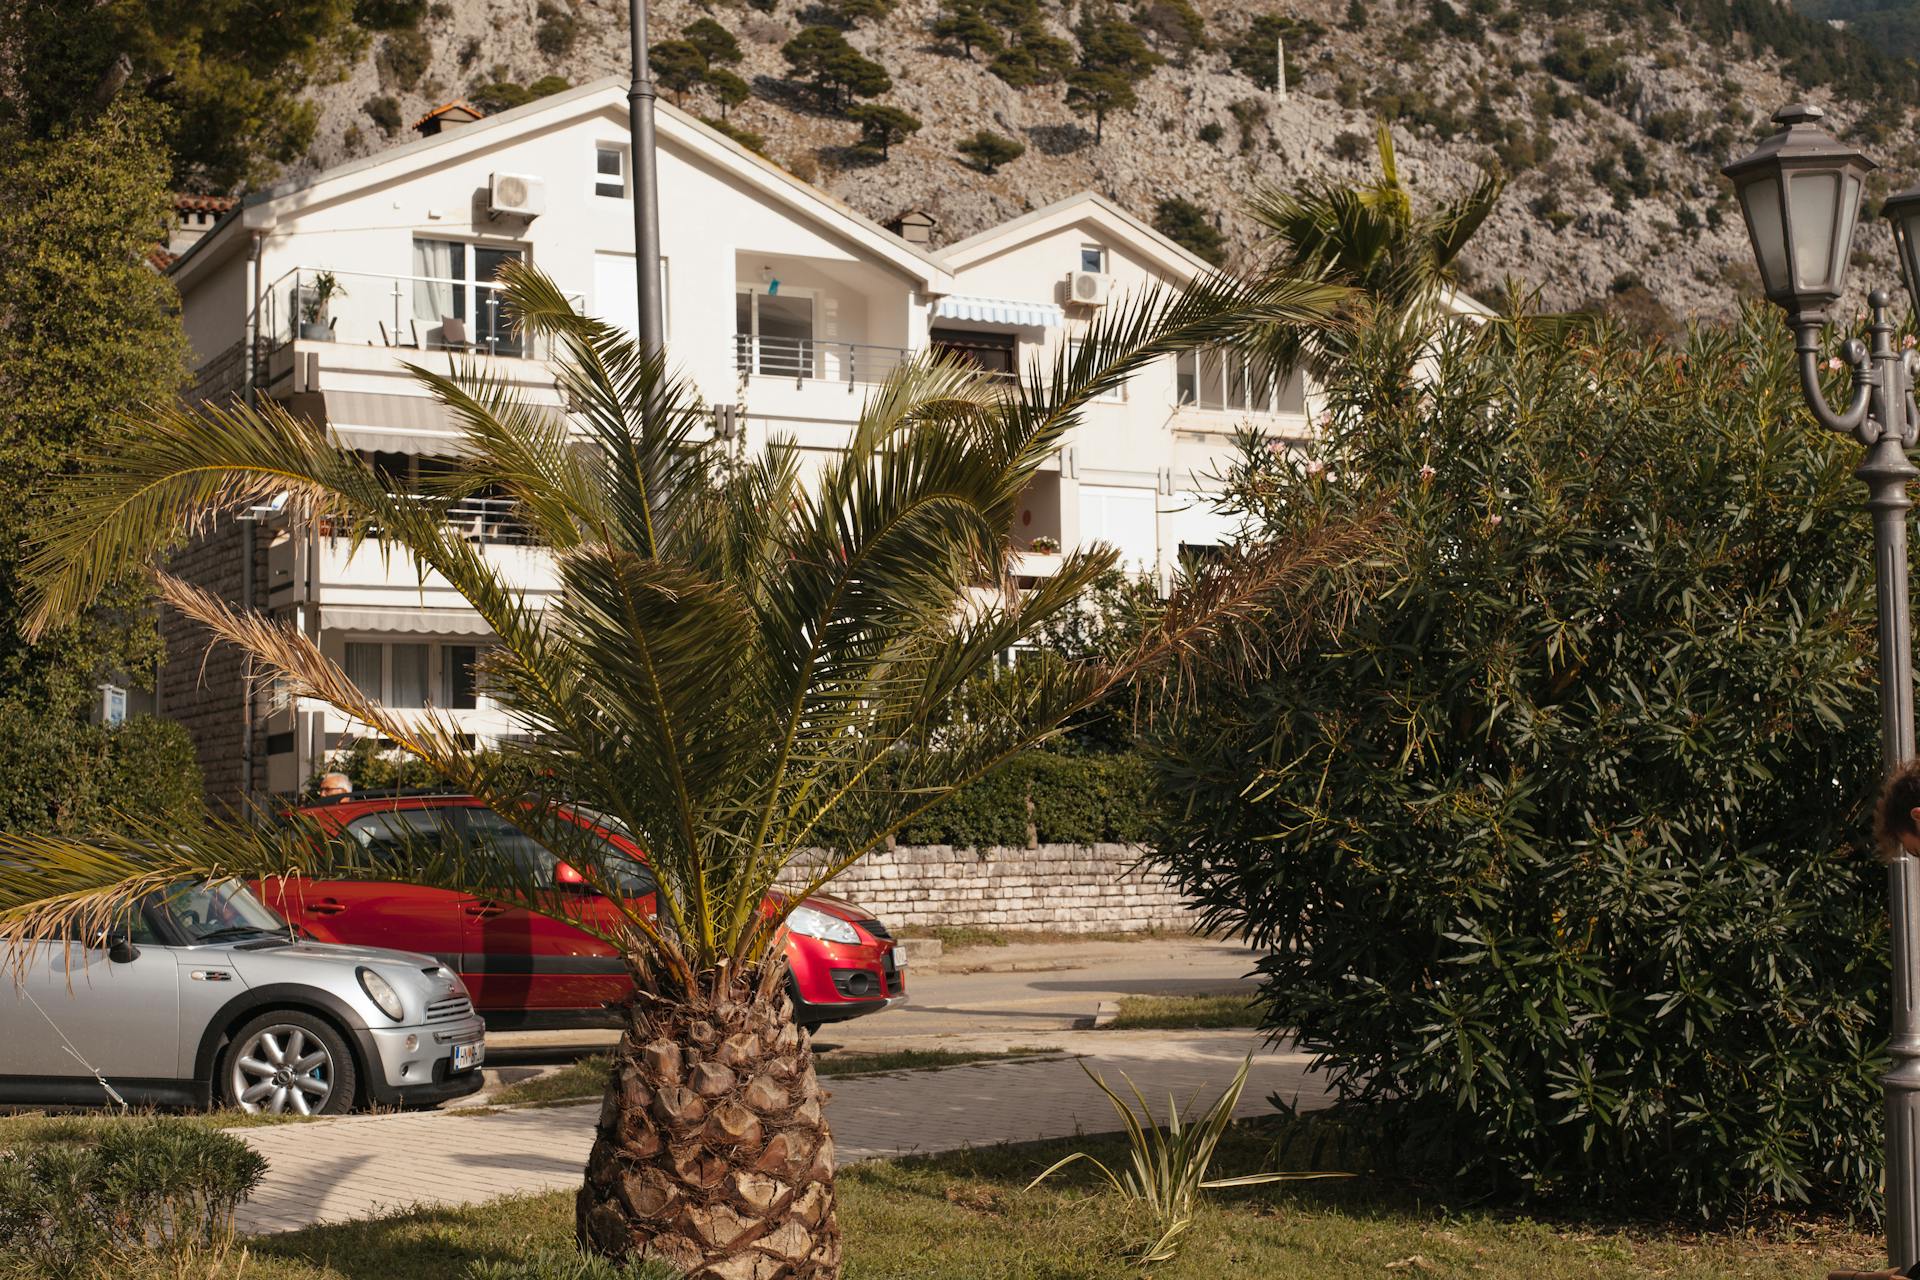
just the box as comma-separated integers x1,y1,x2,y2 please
484,936,1263,1067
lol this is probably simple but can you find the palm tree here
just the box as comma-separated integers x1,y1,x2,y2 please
1246,122,1503,367
0,265,1374,1278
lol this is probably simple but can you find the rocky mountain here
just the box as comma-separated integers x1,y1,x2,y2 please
286,0,1920,325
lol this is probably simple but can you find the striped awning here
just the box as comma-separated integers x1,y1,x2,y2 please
322,390,467,455
321,606,494,637
932,294,1063,328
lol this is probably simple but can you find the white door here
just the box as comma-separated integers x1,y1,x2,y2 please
1079,485,1160,572
1167,490,1244,556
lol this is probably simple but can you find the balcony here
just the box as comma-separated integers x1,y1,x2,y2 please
264,267,584,362
733,334,912,386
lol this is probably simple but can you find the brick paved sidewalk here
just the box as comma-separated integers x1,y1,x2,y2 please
232,1030,1327,1236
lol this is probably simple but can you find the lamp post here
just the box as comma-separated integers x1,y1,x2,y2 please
628,0,665,358
1727,103,1920,1272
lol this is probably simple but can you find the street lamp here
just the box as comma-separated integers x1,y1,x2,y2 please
1728,103,1920,1274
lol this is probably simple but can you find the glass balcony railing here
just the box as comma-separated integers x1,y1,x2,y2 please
264,267,583,360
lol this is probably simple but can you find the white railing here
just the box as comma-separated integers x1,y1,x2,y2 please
264,267,585,360
313,496,536,547
734,333,913,385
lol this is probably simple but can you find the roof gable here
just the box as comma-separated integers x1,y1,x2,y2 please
938,192,1218,282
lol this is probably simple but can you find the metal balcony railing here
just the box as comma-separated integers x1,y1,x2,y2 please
734,334,913,385
313,496,537,548
264,267,584,360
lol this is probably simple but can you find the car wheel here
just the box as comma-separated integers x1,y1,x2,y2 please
220,1010,358,1116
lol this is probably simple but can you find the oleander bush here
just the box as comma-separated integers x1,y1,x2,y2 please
1152,305,1891,1217
0,1119,267,1278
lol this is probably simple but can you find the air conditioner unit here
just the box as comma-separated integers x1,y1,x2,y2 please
1068,270,1113,306
488,172,547,219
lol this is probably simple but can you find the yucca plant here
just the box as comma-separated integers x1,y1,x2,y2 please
0,262,1375,1279
1027,1054,1346,1265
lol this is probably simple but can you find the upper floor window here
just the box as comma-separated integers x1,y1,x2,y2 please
1177,347,1280,413
413,238,523,355
1079,245,1106,273
595,145,626,199
1067,339,1125,402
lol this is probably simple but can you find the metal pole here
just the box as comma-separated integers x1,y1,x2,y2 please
1860,293,1920,1269
628,0,666,358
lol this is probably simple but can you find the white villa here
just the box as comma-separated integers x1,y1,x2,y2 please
161,79,1319,802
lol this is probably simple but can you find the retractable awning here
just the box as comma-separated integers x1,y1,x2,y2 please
321,606,494,637
931,294,1063,328
321,390,469,455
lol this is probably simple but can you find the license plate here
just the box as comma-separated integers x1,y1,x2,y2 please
891,943,906,969
451,1041,483,1073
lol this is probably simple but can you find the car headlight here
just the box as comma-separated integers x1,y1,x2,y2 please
786,905,860,945
357,967,406,1022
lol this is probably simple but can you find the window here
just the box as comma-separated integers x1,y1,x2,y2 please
735,288,816,378
595,145,626,199
930,327,1017,377
444,644,480,710
1176,347,1278,413
391,643,430,708
412,238,525,355
1067,339,1125,401
1079,245,1106,273
345,643,383,700
1079,485,1158,572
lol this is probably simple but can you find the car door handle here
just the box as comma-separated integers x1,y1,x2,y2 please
465,901,506,919
305,902,347,916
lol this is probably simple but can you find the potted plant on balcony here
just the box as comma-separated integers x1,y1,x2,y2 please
299,271,346,341
1029,535,1061,554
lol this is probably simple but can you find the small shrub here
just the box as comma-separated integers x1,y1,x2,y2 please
353,0,427,29
1332,130,1368,161
702,115,769,154
363,94,404,136
375,28,432,90
956,128,1025,172
458,35,482,68
536,1,580,58
1197,120,1224,145
0,1120,267,1278
1152,196,1227,267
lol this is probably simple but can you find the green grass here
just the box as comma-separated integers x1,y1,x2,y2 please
1107,992,1260,1030
205,1121,1879,1278
486,1047,1063,1108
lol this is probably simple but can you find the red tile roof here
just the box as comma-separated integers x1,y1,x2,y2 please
173,193,238,214
412,100,485,130
148,246,179,270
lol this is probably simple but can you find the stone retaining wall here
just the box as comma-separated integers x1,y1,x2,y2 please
825,843,1198,932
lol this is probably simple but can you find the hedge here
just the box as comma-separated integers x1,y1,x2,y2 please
897,751,1154,848
0,711,201,835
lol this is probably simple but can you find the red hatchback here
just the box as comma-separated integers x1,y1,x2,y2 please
257,793,905,1031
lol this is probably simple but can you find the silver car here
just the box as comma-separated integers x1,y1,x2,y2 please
0,879,486,1115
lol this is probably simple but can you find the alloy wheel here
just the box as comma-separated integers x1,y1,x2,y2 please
229,1024,335,1115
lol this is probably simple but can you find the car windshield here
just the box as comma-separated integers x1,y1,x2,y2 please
150,880,287,943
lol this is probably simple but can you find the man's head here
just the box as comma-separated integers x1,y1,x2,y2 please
1878,759,1920,857
316,772,352,799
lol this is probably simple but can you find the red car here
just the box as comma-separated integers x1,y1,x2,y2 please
256,792,905,1031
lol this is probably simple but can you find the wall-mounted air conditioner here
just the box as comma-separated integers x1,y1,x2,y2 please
488,173,547,219
1067,270,1113,306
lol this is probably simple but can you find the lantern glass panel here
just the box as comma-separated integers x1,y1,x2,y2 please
1896,209,1920,302
1790,170,1842,292
1741,176,1788,295
1834,174,1862,288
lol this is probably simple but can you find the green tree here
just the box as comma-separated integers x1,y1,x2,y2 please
0,104,199,830
990,21,1075,86
782,26,891,111
956,128,1025,172
848,102,922,159
0,0,363,189
704,67,751,119
1228,14,1324,91
1135,0,1207,58
683,16,743,67
1153,196,1227,267
824,0,897,26
1076,4,1162,79
1065,66,1137,143
1151,307,1891,1217
0,265,1355,1271
934,0,1005,58
649,40,708,104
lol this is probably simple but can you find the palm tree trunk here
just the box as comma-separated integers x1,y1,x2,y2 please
577,977,841,1279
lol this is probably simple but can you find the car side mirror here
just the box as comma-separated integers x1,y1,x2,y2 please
106,935,139,964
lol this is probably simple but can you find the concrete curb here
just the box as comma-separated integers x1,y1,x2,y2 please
1091,1000,1120,1028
